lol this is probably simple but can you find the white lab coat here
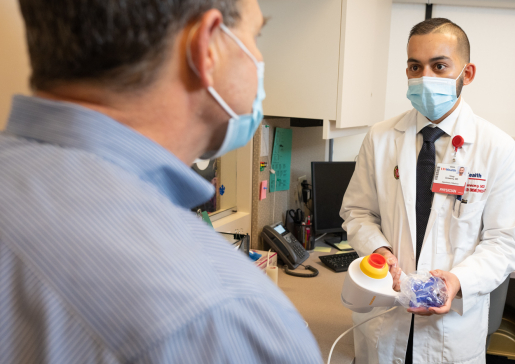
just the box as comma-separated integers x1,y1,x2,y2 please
341,101,515,364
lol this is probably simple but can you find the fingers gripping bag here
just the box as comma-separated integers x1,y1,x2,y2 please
397,271,448,309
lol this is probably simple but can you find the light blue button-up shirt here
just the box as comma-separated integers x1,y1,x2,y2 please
0,95,322,364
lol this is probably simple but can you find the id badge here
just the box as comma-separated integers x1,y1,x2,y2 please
432,163,468,195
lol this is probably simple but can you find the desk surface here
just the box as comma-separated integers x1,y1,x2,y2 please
277,248,355,364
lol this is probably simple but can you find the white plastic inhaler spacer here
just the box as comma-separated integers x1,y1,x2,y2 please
341,253,401,313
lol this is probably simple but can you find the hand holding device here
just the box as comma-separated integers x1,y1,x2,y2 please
408,270,461,316
341,254,462,315
374,247,402,291
399,271,448,315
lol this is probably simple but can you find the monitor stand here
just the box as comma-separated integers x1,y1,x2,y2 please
324,231,350,251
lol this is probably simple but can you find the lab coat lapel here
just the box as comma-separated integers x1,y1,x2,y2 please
452,101,476,146
395,110,418,256
422,101,476,249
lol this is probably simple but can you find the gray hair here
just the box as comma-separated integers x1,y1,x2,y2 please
18,0,241,91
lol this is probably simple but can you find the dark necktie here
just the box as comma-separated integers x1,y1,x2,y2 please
406,126,446,364
415,126,446,265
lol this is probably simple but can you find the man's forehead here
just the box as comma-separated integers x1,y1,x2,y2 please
407,32,459,59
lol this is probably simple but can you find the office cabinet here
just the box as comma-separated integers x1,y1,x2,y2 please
257,0,392,136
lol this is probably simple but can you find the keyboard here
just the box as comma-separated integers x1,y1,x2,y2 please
319,252,359,273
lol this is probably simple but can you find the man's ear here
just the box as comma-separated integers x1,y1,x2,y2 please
188,10,224,88
463,63,476,86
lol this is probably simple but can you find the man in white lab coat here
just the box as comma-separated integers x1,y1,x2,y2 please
341,18,515,364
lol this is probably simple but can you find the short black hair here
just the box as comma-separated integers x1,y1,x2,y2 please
18,0,241,91
408,18,470,63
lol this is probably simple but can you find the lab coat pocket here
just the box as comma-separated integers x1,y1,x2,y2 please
449,199,486,252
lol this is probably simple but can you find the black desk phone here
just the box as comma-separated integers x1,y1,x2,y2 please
261,222,318,277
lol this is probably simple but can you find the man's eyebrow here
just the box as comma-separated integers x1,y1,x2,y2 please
429,56,451,62
407,56,452,63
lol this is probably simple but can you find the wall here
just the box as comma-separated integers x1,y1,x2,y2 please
384,3,426,120
332,133,366,162
394,0,515,8
289,124,328,208
218,150,238,211
212,141,254,236
0,0,30,130
432,5,515,136
251,119,328,249
251,118,291,249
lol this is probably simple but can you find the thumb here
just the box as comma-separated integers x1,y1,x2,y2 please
430,269,443,278
386,255,397,267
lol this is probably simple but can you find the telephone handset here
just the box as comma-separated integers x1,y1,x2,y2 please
261,222,318,277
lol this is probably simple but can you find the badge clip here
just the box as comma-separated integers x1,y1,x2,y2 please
452,135,464,162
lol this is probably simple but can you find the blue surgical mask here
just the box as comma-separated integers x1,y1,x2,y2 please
406,66,466,121
187,24,265,160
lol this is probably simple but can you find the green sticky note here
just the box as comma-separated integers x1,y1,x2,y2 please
201,211,213,228
336,251,346,254
270,128,292,192
314,246,331,253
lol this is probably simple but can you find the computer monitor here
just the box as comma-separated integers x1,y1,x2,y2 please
311,161,356,236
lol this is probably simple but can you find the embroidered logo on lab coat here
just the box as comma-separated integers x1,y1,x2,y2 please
466,173,486,193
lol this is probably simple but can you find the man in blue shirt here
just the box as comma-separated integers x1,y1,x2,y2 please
0,0,323,363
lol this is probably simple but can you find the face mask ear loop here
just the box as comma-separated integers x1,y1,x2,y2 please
455,64,468,99
186,23,202,78
456,64,467,81
207,87,239,120
219,23,259,68
187,23,240,120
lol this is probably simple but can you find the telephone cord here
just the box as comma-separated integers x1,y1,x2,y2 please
284,263,319,278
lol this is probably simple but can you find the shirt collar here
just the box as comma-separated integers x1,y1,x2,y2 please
416,98,463,136
4,95,215,209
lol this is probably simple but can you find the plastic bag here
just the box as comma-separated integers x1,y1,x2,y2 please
397,271,448,309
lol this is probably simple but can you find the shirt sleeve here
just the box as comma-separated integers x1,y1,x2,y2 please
132,296,323,364
341,130,392,256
